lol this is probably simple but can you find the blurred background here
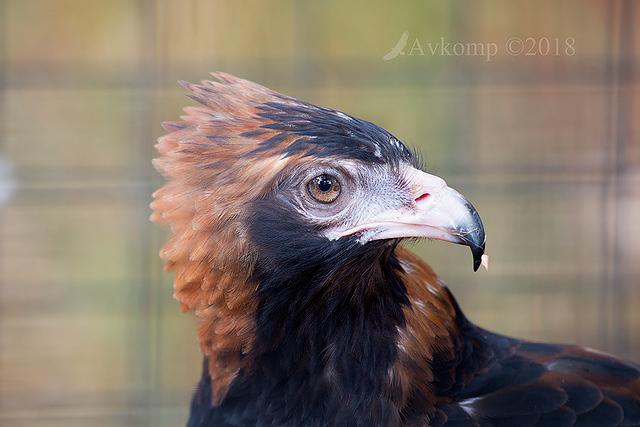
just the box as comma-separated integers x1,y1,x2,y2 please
0,0,638,425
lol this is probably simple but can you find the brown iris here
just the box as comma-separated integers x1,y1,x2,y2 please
307,174,341,203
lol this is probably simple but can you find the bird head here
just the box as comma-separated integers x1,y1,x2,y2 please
150,72,485,401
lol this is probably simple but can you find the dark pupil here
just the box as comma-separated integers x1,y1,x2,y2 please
317,176,332,192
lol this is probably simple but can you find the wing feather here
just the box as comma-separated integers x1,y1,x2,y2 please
395,246,640,426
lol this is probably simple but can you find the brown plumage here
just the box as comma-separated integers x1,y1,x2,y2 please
152,73,640,426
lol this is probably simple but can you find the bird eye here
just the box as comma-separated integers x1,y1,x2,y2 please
307,174,341,203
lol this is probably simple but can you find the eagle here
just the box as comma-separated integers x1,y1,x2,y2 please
151,73,640,426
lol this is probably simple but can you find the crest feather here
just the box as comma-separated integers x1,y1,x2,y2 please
151,72,416,404
151,73,299,403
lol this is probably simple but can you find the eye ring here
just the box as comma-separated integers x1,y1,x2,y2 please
307,174,341,203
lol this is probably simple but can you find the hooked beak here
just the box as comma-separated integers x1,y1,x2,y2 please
339,168,486,271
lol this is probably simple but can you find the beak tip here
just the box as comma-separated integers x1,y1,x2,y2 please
472,247,483,272
470,237,486,272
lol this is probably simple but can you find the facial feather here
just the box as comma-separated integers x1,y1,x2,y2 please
151,73,425,404
151,73,482,416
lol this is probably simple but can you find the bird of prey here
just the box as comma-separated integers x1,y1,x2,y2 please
383,31,410,61
151,73,640,426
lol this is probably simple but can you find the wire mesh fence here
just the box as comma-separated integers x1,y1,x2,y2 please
0,1,638,425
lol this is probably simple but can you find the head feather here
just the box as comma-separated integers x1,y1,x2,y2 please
151,72,416,403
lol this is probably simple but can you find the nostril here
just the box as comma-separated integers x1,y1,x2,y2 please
415,193,430,203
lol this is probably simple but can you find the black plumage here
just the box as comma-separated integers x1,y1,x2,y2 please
151,73,640,426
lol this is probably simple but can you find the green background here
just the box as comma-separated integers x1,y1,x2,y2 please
0,1,638,425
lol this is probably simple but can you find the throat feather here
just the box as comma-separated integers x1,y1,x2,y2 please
246,241,409,399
